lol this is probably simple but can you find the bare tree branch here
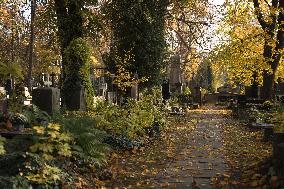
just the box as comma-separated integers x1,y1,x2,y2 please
263,0,270,6
268,0,279,32
167,12,209,26
171,27,191,51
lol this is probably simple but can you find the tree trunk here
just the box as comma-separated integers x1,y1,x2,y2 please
10,8,15,94
253,0,282,100
261,40,274,100
54,0,69,81
54,0,83,80
27,0,36,91
262,71,275,100
262,1,284,100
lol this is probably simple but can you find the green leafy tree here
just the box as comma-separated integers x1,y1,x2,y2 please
63,38,95,110
105,0,169,93
54,0,97,110
0,61,24,81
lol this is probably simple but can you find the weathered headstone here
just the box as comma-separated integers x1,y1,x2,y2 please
131,84,138,100
0,87,5,96
96,77,107,98
272,132,284,156
108,92,117,104
32,87,60,114
130,73,138,100
169,55,182,95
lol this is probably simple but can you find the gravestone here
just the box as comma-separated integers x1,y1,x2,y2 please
131,84,138,100
32,87,60,114
96,77,107,98
162,79,170,101
131,74,138,100
64,88,86,111
273,132,284,156
0,87,5,96
273,132,284,168
0,87,6,114
169,55,182,95
108,92,117,104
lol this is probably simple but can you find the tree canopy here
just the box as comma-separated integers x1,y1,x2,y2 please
205,0,284,97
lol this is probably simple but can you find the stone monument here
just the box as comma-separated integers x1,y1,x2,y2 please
169,55,182,95
32,87,60,114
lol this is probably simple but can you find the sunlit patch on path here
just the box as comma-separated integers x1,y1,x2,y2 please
102,106,272,189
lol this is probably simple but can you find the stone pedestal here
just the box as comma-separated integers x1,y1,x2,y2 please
32,87,60,114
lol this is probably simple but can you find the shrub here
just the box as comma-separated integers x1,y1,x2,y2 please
0,176,30,189
61,116,110,167
24,152,63,186
30,123,72,161
26,123,72,185
9,113,30,130
22,105,51,126
93,87,166,141
262,100,273,110
178,94,192,105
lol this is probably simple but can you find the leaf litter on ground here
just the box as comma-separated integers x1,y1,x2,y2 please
97,107,276,189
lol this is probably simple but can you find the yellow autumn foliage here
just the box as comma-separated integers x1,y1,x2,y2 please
208,0,284,87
